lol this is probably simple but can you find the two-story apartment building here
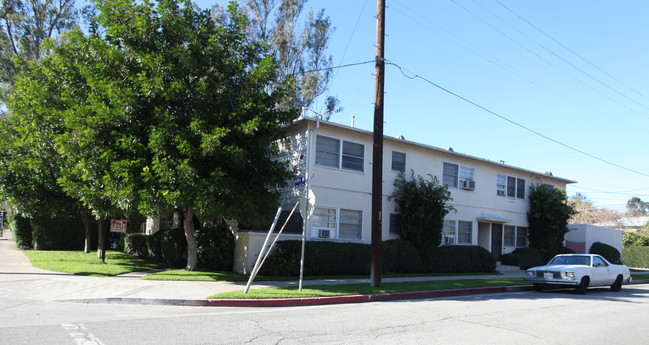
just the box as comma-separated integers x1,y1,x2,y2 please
233,116,575,273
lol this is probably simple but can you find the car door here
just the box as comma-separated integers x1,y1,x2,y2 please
591,256,612,286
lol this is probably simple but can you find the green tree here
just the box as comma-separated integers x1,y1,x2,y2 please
390,171,454,261
0,0,81,106
84,0,295,270
527,184,575,260
0,48,90,249
626,197,649,216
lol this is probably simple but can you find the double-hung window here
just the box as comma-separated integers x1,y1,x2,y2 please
315,135,364,172
504,225,528,247
391,151,406,172
315,136,340,168
498,174,526,199
504,225,516,247
443,163,459,188
442,220,473,245
442,220,456,244
389,213,401,235
312,207,362,240
342,142,364,171
516,227,528,247
457,221,473,244
444,163,474,189
339,209,362,239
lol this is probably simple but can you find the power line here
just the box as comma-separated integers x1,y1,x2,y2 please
477,0,649,114
387,0,646,134
494,0,647,99
387,61,649,179
448,0,649,119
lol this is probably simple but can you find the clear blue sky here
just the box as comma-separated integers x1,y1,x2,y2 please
197,0,649,211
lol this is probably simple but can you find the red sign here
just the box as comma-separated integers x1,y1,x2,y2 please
110,219,127,233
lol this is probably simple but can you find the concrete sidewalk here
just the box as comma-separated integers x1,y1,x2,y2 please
0,229,531,307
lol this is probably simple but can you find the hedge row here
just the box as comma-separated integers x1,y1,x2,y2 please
623,246,649,268
590,242,621,264
9,212,95,250
124,228,187,267
124,224,235,271
259,239,496,276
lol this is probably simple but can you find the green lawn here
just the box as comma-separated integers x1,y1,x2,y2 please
141,269,291,282
208,278,527,299
143,269,499,282
24,250,163,277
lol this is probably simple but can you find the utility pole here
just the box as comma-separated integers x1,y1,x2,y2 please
371,0,385,288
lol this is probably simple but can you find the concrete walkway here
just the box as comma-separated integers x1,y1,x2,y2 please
0,229,532,307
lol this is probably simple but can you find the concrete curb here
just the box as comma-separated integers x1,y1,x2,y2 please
64,285,534,307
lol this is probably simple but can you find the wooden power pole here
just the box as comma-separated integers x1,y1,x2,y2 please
371,0,385,288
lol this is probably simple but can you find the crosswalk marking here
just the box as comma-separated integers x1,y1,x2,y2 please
61,323,105,345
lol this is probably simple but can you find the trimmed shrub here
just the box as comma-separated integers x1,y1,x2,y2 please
260,240,370,276
261,241,496,276
590,242,621,264
125,233,148,257
31,214,86,250
429,245,495,273
556,246,576,255
501,253,520,267
511,247,545,270
623,246,649,268
196,223,235,271
382,239,422,273
10,213,33,250
125,228,186,267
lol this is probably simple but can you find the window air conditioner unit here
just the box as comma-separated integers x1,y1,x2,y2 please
497,190,505,196
318,229,331,239
460,180,475,190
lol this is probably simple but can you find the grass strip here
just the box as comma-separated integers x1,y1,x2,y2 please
208,278,527,299
143,269,499,282
24,250,163,277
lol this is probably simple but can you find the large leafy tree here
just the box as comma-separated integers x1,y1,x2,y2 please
72,0,296,270
527,184,575,260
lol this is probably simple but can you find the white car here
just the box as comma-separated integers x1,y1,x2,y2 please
525,254,632,294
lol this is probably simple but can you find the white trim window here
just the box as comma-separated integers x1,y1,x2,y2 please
516,227,528,247
457,221,472,244
442,220,473,245
504,225,528,247
312,207,362,240
339,209,362,239
389,213,401,235
315,136,339,168
443,162,474,190
442,220,456,244
391,151,406,172
497,174,526,199
315,135,364,172
312,208,337,239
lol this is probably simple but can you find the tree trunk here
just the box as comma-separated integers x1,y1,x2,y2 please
183,207,197,271
82,210,92,254
97,215,106,263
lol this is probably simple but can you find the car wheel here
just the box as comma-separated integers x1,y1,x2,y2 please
610,275,623,292
576,276,589,294
533,283,544,292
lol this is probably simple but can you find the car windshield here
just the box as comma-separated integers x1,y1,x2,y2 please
549,255,590,266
